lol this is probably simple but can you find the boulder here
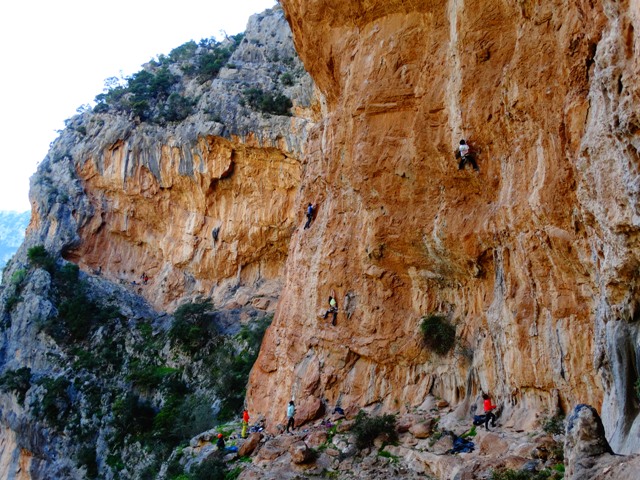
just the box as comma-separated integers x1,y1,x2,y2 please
305,430,329,448
336,419,355,433
565,404,614,479
409,420,435,439
478,432,510,456
255,434,298,462
295,396,324,427
238,432,262,457
396,414,416,433
430,434,454,455
289,440,314,464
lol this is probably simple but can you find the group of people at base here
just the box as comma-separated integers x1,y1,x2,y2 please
219,391,497,455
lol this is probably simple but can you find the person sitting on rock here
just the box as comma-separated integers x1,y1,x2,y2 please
457,139,479,171
482,393,497,430
216,433,225,449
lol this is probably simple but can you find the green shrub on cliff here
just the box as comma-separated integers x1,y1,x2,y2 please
27,245,55,272
210,315,272,420
37,376,72,429
491,467,563,480
169,299,217,353
0,367,31,404
242,87,293,116
420,313,456,355
352,410,398,450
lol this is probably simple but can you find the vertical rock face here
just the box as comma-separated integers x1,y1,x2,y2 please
247,0,640,453
27,6,316,313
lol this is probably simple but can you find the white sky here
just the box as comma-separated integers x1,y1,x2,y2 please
0,0,277,213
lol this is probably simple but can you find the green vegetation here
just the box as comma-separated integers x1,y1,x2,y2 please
378,449,400,463
420,313,456,355
210,316,272,420
27,245,55,272
9,240,271,478
280,72,294,86
36,376,71,430
460,425,477,438
242,88,293,116
491,467,564,480
4,294,21,313
352,410,398,450
184,452,227,480
10,268,27,285
77,445,99,479
0,367,32,404
169,299,217,353
635,378,640,401
93,35,244,124
542,415,565,436
38,261,123,343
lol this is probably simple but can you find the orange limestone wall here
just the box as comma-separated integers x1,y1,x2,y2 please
248,0,640,453
61,134,302,311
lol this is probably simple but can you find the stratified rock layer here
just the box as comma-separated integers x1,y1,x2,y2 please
248,0,640,454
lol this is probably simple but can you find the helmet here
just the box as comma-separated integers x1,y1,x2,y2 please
460,139,466,145
217,433,223,438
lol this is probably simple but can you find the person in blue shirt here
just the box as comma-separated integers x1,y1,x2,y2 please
286,400,296,433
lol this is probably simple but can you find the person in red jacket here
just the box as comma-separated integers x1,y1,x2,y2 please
483,393,497,430
242,409,250,438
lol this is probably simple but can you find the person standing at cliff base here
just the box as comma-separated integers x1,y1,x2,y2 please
457,139,479,171
483,393,497,430
242,409,250,438
286,400,296,433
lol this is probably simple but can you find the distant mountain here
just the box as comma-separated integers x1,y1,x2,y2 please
0,210,30,269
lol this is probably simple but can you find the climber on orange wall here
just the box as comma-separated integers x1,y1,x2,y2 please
304,203,315,229
456,139,479,171
323,292,338,326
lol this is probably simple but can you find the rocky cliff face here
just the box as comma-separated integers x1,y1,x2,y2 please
31,5,316,313
247,0,640,456
2,0,640,477
0,7,314,479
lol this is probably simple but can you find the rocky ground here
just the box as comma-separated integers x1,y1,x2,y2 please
174,396,570,480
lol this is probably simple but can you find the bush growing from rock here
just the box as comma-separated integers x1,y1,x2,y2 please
188,452,226,480
542,415,565,436
420,313,456,355
169,299,217,353
352,410,398,450
491,468,563,480
0,367,31,404
37,376,71,429
27,245,55,272
243,88,293,116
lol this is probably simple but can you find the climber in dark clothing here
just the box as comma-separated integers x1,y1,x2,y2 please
216,433,225,449
457,139,479,171
323,296,338,325
304,203,315,229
